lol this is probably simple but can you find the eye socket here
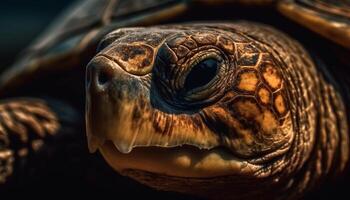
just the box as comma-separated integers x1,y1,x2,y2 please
183,58,219,92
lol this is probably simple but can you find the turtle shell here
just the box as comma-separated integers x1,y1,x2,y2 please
1,0,349,96
278,0,350,49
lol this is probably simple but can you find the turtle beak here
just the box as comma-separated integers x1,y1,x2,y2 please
85,55,113,153
85,55,130,153
85,47,220,155
85,54,149,153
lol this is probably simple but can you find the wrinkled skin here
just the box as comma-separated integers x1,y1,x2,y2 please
86,23,349,199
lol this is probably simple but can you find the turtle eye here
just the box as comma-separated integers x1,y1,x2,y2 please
183,58,219,92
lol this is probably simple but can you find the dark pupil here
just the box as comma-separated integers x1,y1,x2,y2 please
183,58,218,91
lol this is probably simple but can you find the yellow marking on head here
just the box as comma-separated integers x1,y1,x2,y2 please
212,105,254,146
258,109,278,134
258,87,270,104
106,44,154,75
274,94,286,114
234,100,260,119
231,119,254,146
237,71,259,92
122,46,153,69
262,64,282,89
233,99,278,135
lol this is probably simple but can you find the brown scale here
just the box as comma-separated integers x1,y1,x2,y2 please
100,29,177,75
234,69,260,94
230,97,279,136
166,34,188,48
256,83,272,106
236,52,260,67
260,62,283,91
231,40,289,134
217,35,235,54
236,42,260,59
273,91,289,120
181,37,197,49
191,32,217,45
118,44,152,65
173,45,190,59
165,30,244,62
210,95,283,157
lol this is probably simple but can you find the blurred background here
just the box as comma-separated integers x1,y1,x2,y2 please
0,0,72,70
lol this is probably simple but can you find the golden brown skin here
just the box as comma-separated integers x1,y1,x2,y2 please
86,22,348,199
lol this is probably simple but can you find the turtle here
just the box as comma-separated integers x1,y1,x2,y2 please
0,0,349,199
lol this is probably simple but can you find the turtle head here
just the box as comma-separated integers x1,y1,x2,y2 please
86,25,294,196
85,24,347,198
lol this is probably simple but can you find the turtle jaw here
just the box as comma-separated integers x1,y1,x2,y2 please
98,141,257,178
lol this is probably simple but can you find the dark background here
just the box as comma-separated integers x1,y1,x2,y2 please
0,0,72,70
0,0,349,199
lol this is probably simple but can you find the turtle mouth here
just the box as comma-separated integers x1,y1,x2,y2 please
98,140,258,178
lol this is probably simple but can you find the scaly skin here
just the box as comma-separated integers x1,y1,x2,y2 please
86,22,348,199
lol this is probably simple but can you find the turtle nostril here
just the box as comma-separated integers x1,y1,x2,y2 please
86,56,116,91
96,63,115,86
98,69,109,85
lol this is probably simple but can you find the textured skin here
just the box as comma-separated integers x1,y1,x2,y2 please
0,99,60,183
0,0,349,199
86,22,349,199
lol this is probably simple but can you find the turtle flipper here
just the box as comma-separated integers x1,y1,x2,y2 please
0,98,81,185
0,140,13,184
